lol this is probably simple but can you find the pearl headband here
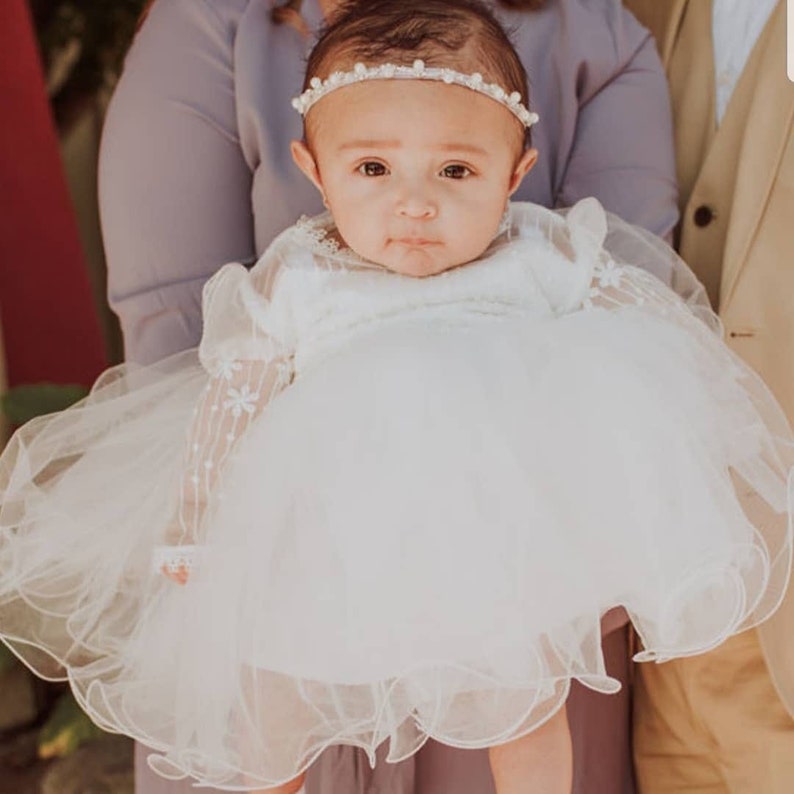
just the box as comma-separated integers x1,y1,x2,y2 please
291,59,540,128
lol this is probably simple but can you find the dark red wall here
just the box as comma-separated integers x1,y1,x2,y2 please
0,0,107,387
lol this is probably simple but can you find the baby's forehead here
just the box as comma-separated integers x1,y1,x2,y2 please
305,79,525,155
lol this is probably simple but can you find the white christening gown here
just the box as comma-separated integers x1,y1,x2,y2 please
0,199,791,790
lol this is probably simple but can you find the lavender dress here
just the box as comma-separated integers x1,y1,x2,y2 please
98,1,677,792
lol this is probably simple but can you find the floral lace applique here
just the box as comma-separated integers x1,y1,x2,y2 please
596,260,622,289
581,255,703,328
215,356,243,381
223,384,261,418
582,258,626,310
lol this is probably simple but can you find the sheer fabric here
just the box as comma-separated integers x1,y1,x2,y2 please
162,263,294,568
0,199,790,790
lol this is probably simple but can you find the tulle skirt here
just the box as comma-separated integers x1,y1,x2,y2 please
0,305,791,789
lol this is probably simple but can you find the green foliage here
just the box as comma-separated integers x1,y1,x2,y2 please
30,0,150,129
38,690,105,759
1,383,89,426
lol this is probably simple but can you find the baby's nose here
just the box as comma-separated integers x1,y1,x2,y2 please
395,186,438,220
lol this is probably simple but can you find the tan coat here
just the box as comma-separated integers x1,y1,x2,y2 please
625,0,794,718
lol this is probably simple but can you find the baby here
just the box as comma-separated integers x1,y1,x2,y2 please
0,2,791,794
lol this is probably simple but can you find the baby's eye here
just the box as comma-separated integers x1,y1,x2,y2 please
440,164,472,179
358,162,388,177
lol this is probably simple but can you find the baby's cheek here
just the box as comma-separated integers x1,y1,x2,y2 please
342,225,384,264
455,223,497,264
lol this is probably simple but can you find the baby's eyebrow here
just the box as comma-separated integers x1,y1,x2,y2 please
338,139,401,150
434,143,488,155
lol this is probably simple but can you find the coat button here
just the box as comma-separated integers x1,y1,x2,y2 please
693,205,715,227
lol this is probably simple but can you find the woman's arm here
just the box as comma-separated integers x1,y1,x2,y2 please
557,3,679,242
99,0,255,365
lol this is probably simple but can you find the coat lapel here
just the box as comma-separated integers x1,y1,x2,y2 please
720,3,794,308
623,0,689,65
667,0,715,212
655,0,688,65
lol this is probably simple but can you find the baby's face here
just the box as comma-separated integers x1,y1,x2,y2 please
292,79,537,276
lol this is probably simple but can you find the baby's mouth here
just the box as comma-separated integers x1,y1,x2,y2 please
390,237,442,247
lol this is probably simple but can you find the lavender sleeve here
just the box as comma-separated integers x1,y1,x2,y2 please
98,0,257,365
508,0,678,243
554,5,679,239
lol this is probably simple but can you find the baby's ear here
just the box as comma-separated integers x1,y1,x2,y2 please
508,147,538,195
291,140,324,194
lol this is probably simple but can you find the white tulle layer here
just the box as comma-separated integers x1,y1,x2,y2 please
0,307,792,789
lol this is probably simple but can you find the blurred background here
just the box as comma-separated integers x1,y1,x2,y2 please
27,0,149,362
1,2,147,791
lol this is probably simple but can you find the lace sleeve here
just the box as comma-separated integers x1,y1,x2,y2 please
154,260,293,576
563,199,717,337
528,198,717,332
154,356,293,576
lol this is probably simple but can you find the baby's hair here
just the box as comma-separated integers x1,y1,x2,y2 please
303,0,532,146
272,0,548,29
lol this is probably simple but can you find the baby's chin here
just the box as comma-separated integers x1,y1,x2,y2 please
366,243,476,278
